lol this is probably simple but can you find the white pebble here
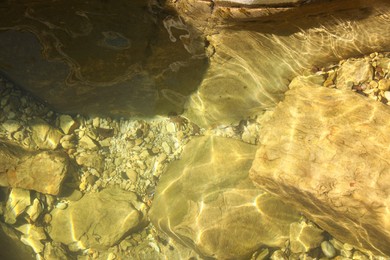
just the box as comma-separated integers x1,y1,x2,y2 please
321,241,336,258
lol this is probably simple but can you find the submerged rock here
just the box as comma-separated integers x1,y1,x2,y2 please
47,188,147,251
336,59,373,90
150,135,300,259
30,119,63,150
11,151,70,195
1,133,71,197
289,221,324,253
4,188,30,224
250,81,390,256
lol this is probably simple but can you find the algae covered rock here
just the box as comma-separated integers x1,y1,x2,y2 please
150,135,300,259
250,82,390,257
47,188,147,251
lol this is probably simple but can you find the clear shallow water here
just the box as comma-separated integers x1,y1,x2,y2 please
0,0,390,259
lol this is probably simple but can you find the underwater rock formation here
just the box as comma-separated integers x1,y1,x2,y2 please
47,188,147,251
250,81,390,256
150,135,300,259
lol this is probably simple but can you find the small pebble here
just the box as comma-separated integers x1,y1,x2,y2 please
125,170,138,183
55,202,68,210
321,241,336,258
384,91,390,101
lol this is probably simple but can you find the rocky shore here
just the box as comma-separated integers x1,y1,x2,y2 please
1,52,390,260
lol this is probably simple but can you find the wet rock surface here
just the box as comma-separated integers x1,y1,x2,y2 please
47,188,146,251
150,135,301,259
250,56,390,256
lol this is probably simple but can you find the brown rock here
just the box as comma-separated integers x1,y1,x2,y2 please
250,83,390,257
8,151,70,195
0,140,71,195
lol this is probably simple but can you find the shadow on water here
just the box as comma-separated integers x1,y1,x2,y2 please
0,0,209,118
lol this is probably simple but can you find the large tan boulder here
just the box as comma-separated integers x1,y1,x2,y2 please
250,83,390,256
150,135,300,259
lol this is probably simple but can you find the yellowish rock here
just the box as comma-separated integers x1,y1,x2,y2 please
336,59,373,90
78,135,97,150
58,115,78,134
289,221,324,253
30,119,63,150
26,198,43,222
10,151,70,195
150,135,300,259
47,188,146,251
250,83,390,257
378,78,390,91
4,188,30,224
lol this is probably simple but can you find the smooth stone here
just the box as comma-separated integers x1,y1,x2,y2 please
58,115,78,134
321,241,336,258
4,188,30,224
30,119,63,150
63,189,83,202
47,188,146,251
250,82,390,256
385,91,390,101
125,169,138,183
150,135,300,259
165,122,176,133
55,202,68,210
161,141,171,154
